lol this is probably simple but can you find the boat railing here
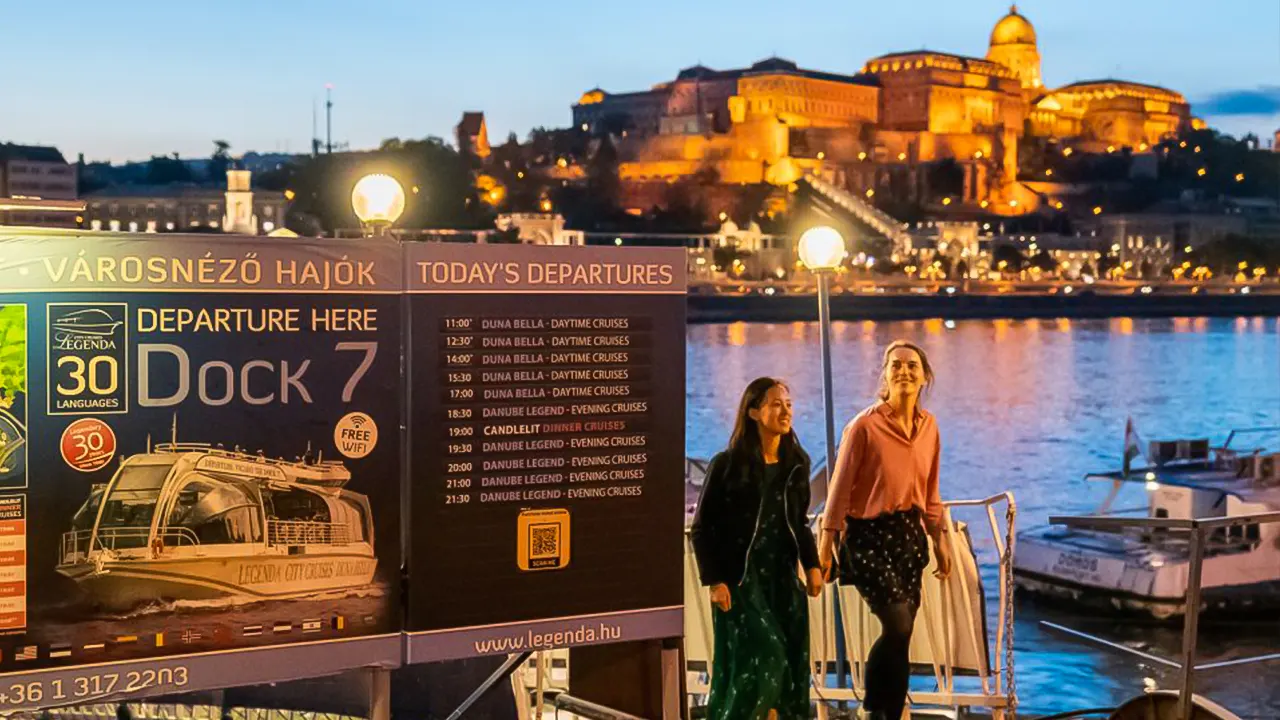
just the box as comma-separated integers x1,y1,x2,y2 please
267,520,352,547
60,527,201,563
1043,511,1280,720
154,443,349,474
1050,503,1265,555
684,491,1020,720
1221,425,1280,451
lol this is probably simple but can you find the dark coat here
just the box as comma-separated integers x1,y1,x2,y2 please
689,444,820,587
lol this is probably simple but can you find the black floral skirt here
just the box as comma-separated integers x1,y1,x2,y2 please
837,507,930,613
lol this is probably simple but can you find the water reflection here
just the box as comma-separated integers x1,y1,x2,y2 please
687,317,1280,717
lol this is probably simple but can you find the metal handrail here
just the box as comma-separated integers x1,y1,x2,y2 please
60,526,203,564
1041,511,1280,720
1222,426,1280,449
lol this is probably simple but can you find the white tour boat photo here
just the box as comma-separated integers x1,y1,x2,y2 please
1014,425,1280,619
57,434,379,611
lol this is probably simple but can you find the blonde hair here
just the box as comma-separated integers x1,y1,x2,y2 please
876,340,935,402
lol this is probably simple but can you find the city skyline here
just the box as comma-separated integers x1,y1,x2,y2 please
5,0,1278,163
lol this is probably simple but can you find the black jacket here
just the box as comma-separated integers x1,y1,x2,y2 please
690,445,821,587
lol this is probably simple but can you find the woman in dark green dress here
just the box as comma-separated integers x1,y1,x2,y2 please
691,377,824,720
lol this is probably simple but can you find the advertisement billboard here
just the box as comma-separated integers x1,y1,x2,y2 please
0,233,402,711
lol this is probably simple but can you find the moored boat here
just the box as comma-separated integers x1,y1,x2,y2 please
1014,426,1280,619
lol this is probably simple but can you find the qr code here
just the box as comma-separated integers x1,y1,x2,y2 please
530,525,559,558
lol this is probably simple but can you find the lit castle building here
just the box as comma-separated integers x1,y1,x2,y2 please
572,5,1193,212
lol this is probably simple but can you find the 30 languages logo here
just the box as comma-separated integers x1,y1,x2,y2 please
47,303,129,415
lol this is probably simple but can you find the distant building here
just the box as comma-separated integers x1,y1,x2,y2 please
0,143,78,226
83,170,287,234
1101,213,1247,277
457,112,491,159
572,5,1195,211
495,213,584,245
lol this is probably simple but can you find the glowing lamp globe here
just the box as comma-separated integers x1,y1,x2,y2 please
797,226,847,272
351,174,406,226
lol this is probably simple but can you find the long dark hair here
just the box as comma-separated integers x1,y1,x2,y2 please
876,339,936,402
727,377,805,467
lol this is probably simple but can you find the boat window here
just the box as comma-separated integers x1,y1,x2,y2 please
96,489,161,548
166,475,262,545
71,489,104,532
266,487,331,524
352,497,373,543
329,498,365,544
95,463,176,548
114,462,175,491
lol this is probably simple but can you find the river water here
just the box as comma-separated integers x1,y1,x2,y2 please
686,317,1280,718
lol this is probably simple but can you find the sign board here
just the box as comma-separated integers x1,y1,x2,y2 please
404,244,686,661
0,233,402,711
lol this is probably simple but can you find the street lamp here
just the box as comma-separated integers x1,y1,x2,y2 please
796,223,847,690
797,225,847,483
351,174,406,236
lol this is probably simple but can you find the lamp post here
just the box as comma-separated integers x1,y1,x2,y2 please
797,226,848,478
797,225,848,694
351,174,406,237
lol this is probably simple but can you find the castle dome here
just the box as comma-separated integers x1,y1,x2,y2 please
990,4,1037,46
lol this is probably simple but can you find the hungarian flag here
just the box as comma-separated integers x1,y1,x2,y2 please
1123,417,1145,476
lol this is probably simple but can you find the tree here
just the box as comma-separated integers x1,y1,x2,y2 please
1096,255,1117,277
1030,250,1058,273
282,136,491,233
991,244,1026,272
146,154,192,184
209,140,231,182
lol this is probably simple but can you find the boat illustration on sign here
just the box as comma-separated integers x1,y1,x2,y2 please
57,432,378,611
51,308,124,338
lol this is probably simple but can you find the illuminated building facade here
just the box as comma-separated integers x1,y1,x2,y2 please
571,5,1194,211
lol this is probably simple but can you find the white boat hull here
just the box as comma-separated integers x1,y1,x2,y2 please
57,545,378,611
1014,528,1280,619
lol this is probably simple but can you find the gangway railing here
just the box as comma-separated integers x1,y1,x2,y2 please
1042,511,1280,720
684,492,1018,719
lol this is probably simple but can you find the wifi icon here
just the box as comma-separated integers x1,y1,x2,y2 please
335,412,378,459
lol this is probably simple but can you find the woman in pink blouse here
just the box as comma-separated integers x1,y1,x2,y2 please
818,340,952,720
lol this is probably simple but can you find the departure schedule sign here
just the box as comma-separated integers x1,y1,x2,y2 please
405,244,686,661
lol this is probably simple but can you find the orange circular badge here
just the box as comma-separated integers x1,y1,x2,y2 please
60,418,117,472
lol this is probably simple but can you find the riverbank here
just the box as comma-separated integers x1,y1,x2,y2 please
687,291,1280,323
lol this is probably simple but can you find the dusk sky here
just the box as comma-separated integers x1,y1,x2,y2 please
5,0,1278,163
